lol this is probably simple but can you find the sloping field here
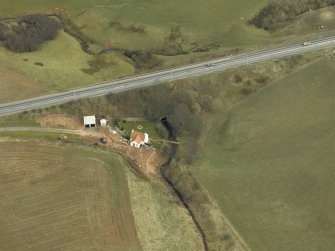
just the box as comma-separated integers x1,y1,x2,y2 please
0,30,134,100
0,142,142,251
0,65,48,103
192,58,335,250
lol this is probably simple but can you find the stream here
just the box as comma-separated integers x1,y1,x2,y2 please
159,117,208,251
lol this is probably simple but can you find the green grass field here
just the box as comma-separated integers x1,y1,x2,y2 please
0,118,40,127
0,30,134,94
192,57,335,251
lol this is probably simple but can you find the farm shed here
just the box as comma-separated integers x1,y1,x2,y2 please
83,116,96,128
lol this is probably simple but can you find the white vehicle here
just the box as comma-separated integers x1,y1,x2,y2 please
109,128,117,134
303,41,311,46
206,63,215,67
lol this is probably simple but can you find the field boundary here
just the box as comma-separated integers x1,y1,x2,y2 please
200,181,252,251
0,127,81,134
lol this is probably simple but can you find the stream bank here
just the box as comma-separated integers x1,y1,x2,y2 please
159,117,208,251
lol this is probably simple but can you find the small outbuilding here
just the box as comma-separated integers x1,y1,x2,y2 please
83,115,96,128
100,119,108,127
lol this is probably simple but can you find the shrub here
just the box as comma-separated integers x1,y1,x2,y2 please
124,50,162,70
234,74,243,83
81,55,115,74
254,76,269,86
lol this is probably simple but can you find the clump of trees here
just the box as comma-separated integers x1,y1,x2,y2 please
0,14,61,52
251,0,335,31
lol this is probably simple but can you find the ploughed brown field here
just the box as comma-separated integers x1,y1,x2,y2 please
0,142,143,251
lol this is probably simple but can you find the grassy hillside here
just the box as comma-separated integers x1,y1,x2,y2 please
0,30,134,97
0,65,48,103
0,142,143,251
192,57,335,250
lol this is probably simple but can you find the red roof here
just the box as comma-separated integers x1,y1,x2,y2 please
131,131,145,144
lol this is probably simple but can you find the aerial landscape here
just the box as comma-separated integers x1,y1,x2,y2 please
0,1,334,250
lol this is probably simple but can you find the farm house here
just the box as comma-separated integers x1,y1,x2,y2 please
130,130,149,148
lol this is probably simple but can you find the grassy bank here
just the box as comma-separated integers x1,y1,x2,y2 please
126,169,203,250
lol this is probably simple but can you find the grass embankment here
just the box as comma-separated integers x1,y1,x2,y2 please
0,118,40,127
192,57,335,251
0,142,143,251
126,169,203,251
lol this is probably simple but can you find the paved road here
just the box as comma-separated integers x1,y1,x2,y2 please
1,35,335,116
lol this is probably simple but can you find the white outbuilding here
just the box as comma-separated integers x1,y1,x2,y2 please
83,115,96,128
100,119,108,127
